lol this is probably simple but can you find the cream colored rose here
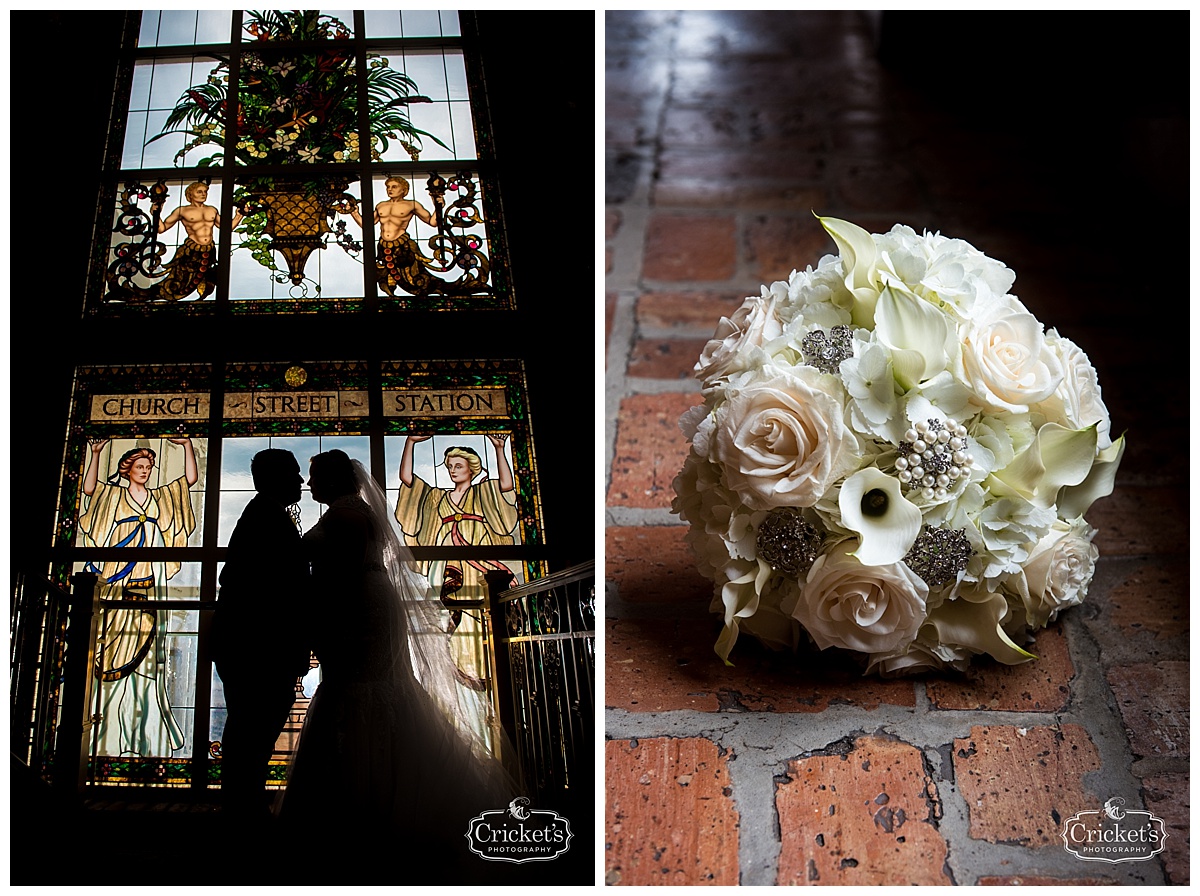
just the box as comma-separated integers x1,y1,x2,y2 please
1037,330,1113,449
695,289,786,387
712,365,859,511
792,541,928,654
961,295,1063,414
1007,519,1098,628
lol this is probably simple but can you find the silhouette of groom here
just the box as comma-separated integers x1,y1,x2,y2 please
212,449,311,821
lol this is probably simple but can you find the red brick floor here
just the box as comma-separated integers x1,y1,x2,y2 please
604,10,1188,886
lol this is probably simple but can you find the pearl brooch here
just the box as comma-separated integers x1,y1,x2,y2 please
894,418,973,500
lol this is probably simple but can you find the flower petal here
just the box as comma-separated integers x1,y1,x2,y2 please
925,592,1036,665
1057,433,1125,520
818,214,880,328
714,559,772,664
990,422,1098,508
875,284,953,391
838,467,922,566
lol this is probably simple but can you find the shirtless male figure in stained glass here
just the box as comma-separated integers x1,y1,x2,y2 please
154,182,243,301
350,175,437,296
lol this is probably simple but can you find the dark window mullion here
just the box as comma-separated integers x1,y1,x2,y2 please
354,11,380,313
190,359,227,792
214,10,243,314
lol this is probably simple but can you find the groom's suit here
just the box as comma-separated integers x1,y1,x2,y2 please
213,493,311,817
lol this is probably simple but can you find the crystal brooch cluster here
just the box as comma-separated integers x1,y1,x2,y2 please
755,509,824,577
903,525,972,587
801,325,854,374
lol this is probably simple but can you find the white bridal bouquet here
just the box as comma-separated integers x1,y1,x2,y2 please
672,216,1124,676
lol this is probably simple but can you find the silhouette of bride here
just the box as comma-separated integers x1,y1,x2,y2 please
280,449,519,875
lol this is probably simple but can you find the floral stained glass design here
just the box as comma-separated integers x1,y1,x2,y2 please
99,9,507,313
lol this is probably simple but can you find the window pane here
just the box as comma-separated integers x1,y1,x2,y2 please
373,172,491,306
217,436,268,545
218,434,370,544
75,562,202,772
445,49,469,100
76,436,207,553
137,10,161,47
401,49,449,101
240,9,355,41
449,101,478,161
157,10,201,47
122,58,227,169
105,178,229,304
195,10,232,44
219,442,270,534
379,52,473,163
59,365,213,549
385,429,525,752
147,60,198,109
364,9,460,38
229,176,367,304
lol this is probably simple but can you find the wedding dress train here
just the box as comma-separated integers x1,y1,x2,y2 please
279,460,518,875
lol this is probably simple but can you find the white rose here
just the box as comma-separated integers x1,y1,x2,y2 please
695,288,786,386
961,294,1063,414
712,365,859,511
1036,330,1113,449
1007,519,1098,628
792,541,928,654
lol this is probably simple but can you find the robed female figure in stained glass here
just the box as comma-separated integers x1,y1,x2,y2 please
394,434,518,742
79,437,198,756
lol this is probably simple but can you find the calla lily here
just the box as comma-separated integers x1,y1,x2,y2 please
714,558,773,664
990,422,1098,508
925,587,1036,665
818,214,881,328
875,283,954,391
1058,433,1125,520
838,467,922,566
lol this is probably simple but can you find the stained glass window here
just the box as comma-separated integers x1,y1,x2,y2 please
55,359,544,786
94,10,507,314
17,10,592,835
